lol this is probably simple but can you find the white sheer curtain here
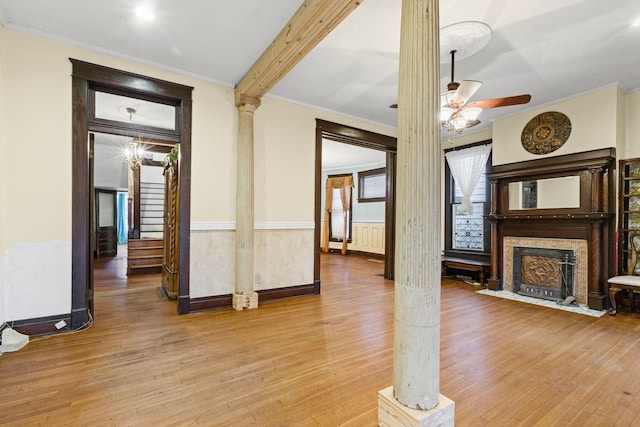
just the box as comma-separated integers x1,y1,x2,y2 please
445,144,492,215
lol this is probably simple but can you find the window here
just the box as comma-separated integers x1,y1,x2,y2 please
444,144,491,255
329,186,352,243
358,167,386,202
451,171,487,250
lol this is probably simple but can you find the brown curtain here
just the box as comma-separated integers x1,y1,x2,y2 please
322,175,354,254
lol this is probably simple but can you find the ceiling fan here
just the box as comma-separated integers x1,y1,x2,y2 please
391,49,531,134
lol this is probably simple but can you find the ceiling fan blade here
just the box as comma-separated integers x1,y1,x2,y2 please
467,94,531,109
451,80,482,106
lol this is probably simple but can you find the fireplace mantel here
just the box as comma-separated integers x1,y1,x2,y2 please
486,148,616,309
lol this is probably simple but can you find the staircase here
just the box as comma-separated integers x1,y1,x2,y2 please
140,181,164,239
127,238,163,275
127,167,165,275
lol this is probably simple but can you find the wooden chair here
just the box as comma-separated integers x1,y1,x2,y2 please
608,231,640,315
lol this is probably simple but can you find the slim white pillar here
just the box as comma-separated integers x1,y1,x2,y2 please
233,99,260,310
378,0,454,425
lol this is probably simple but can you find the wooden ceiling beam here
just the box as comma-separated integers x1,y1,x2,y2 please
234,0,363,106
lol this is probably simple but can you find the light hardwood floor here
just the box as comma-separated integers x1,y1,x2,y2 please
1,251,639,426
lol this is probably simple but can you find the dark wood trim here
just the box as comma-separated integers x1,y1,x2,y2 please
71,59,193,327
315,119,397,283
259,284,316,301
189,295,233,312
70,59,193,100
131,166,141,239
617,157,640,275
489,148,615,180
177,98,193,315
443,139,492,153
357,167,386,203
12,314,73,337
443,141,492,264
71,74,91,330
384,152,396,280
314,126,323,294
316,119,397,150
188,284,316,312
486,148,616,308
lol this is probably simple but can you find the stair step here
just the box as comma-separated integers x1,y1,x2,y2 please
140,204,164,213
128,247,163,256
141,232,163,239
142,218,164,224
127,238,163,248
142,224,163,232
128,254,163,260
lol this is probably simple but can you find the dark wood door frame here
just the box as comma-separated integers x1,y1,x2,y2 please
314,119,397,291
95,188,117,258
71,59,193,328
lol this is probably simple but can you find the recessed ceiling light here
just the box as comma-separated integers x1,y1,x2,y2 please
633,18,640,27
134,5,155,21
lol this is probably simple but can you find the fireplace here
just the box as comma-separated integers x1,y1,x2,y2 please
512,247,575,301
503,237,588,304
486,149,616,309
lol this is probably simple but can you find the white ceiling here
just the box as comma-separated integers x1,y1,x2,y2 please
322,139,386,170
1,0,639,137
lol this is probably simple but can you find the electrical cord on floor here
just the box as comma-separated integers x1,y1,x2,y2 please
27,312,95,342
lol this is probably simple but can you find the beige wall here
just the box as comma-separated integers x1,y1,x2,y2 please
0,26,7,323
0,28,397,318
492,86,620,165
624,91,640,160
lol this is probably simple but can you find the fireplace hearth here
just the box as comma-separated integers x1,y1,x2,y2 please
513,247,575,302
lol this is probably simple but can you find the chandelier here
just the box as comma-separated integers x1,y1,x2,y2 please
124,141,142,169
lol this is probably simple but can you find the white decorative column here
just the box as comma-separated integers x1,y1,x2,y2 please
378,0,455,425
233,97,260,310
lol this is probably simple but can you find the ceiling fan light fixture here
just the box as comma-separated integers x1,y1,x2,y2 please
440,106,455,123
460,107,482,122
453,115,468,132
441,90,456,108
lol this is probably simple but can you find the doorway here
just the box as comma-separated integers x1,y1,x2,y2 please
314,119,397,292
71,60,193,329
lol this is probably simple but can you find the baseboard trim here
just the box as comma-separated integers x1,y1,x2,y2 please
325,248,385,259
259,284,316,302
189,294,233,312
189,284,316,312
11,313,72,337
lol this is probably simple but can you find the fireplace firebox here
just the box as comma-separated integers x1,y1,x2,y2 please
512,247,575,301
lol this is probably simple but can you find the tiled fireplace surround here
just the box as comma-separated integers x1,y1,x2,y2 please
503,237,588,305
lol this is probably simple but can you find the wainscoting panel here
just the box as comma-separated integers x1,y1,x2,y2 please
189,227,314,298
325,221,385,255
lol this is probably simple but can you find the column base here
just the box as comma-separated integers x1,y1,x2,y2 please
232,291,258,311
378,386,454,427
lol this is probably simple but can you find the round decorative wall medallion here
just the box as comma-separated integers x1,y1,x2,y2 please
521,111,571,155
